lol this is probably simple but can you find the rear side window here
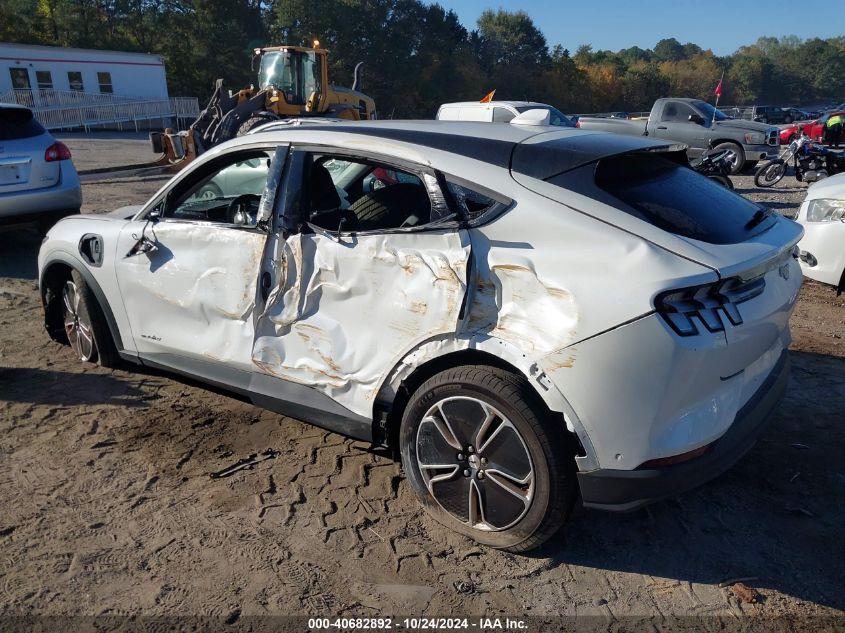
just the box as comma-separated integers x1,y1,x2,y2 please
446,179,511,225
0,108,45,140
567,153,774,244
493,108,515,123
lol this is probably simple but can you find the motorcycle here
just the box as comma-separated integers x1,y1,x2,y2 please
691,149,734,189
755,133,845,187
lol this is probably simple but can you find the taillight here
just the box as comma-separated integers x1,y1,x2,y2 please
655,276,765,336
44,141,72,162
575,119,581,128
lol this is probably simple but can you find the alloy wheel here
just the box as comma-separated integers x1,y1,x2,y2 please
63,281,95,361
415,397,534,531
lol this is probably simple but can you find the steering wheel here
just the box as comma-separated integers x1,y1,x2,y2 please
226,194,262,226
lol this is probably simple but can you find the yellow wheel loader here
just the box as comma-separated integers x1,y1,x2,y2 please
151,45,376,165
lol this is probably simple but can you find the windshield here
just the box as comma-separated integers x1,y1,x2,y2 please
258,50,321,104
515,105,574,127
692,100,730,123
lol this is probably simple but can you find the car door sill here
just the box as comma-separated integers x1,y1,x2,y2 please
130,351,373,442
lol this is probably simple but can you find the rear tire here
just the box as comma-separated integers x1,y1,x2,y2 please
713,142,745,174
400,365,577,552
62,270,120,368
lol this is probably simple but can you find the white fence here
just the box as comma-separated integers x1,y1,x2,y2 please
0,88,199,131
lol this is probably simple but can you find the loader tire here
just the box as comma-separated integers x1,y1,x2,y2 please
236,112,279,136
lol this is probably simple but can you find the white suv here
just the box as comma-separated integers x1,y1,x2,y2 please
436,100,574,127
38,120,802,551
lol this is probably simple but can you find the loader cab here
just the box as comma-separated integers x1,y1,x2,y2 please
257,46,327,107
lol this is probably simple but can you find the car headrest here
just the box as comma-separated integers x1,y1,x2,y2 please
310,163,341,212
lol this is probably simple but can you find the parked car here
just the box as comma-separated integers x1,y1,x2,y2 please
0,103,81,232
38,120,802,551
576,98,779,173
798,111,845,143
784,107,814,122
796,172,845,292
779,123,803,145
752,105,795,124
436,100,574,127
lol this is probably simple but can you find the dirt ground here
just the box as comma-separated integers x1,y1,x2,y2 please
0,135,843,627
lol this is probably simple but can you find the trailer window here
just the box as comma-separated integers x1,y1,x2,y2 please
583,153,775,244
97,72,113,94
68,72,84,91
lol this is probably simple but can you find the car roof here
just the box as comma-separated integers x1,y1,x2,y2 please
244,119,677,179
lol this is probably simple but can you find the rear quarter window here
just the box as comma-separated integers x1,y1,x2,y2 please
0,108,46,141
549,153,774,244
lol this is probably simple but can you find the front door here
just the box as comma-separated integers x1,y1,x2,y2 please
654,100,709,157
115,147,286,374
252,150,470,419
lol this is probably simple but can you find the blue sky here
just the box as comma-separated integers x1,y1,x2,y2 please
440,0,843,55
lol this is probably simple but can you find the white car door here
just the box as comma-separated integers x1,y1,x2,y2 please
115,146,287,375
252,150,470,420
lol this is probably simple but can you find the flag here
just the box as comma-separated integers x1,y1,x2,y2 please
479,90,496,103
714,77,723,98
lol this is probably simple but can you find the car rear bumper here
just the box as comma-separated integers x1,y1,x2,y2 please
576,350,790,511
0,162,81,222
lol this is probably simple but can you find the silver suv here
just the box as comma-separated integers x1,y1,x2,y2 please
0,103,81,232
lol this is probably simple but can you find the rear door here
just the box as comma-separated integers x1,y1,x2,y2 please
0,107,60,194
252,148,470,419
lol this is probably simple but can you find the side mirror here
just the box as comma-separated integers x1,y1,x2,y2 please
689,113,706,125
148,208,161,222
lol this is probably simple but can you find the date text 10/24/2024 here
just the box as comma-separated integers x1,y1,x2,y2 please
308,617,528,630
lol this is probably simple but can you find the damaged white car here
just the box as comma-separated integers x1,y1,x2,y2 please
39,120,803,551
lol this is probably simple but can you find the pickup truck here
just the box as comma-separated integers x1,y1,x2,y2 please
576,98,779,173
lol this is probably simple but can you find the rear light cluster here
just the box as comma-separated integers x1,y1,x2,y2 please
44,141,72,162
655,276,766,336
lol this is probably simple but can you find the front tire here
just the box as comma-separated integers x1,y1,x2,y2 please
713,142,746,174
754,160,787,187
400,366,577,552
61,270,120,367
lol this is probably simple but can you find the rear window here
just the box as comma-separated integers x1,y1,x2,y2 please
0,108,45,141
557,153,775,244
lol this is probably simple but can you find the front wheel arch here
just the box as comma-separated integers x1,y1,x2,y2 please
40,254,124,353
710,140,746,174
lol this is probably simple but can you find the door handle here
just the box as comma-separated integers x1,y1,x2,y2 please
657,126,668,130
260,271,272,301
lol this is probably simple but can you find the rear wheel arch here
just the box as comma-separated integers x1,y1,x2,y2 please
376,346,585,459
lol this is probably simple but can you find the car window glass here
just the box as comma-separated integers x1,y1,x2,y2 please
166,155,271,227
446,181,498,220
306,155,433,232
662,102,696,122
493,107,515,123
585,153,775,244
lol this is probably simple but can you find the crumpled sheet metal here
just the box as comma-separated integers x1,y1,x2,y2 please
252,231,470,418
123,222,265,368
